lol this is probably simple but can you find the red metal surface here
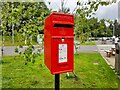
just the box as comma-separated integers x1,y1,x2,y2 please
44,12,74,74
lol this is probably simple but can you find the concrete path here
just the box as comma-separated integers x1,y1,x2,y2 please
96,44,115,68
99,50,115,68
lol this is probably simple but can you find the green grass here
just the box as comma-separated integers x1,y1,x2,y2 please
81,41,96,45
0,35,38,46
2,53,118,88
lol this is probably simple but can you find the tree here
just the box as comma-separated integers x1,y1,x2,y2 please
58,0,70,13
1,2,50,64
114,20,120,36
74,0,117,42
108,20,120,37
108,22,114,36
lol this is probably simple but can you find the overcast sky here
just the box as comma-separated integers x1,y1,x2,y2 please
45,0,119,21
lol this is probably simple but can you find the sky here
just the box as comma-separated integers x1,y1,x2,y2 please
45,0,120,21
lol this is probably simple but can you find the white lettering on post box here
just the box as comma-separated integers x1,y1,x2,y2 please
59,44,67,63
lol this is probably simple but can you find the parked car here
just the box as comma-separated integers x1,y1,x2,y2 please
101,37,107,44
118,37,120,42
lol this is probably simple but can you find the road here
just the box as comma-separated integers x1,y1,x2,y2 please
0,40,115,56
0,45,40,56
77,45,98,52
95,40,115,51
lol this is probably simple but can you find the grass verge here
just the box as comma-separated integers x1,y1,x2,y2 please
0,35,38,46
80,41,96,45
2,53,118,88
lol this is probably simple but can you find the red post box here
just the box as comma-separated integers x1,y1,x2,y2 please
44,12,74,74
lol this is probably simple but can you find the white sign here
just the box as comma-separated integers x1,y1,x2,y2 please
59,44,67,63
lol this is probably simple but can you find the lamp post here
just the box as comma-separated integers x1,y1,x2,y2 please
113,24,115,37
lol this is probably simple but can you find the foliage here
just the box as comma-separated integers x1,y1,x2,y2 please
80,41,96,45
74,0,116,43
15,47,19,53
1,2,50,64
114,20,120,36
91,19,112,37
2,53,118,88
58,0,70,13
21,46,41,65
107,19,120,37
0,35,37,46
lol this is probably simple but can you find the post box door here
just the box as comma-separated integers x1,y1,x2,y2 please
51,37,74,74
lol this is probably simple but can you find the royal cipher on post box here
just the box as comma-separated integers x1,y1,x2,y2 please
44,12,74,74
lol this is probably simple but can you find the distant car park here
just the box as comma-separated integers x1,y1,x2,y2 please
99,37,111,40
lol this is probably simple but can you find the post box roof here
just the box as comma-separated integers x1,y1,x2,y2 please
50,12,74,16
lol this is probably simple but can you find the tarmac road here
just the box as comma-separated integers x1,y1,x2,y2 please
0,45,40,56
1,45,98,56
0,40,115,56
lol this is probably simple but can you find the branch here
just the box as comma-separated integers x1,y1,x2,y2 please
39,30,44,34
